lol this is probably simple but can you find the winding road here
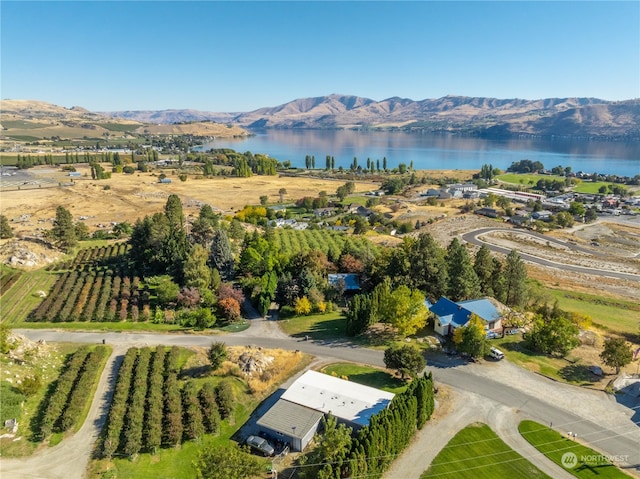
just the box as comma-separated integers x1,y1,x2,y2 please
462,227,640,282
2,319,639,479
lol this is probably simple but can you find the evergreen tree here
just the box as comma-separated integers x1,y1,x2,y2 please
0,215,13,239
408,233,449,301
383,344,425,379
473,245,495,296
164,194,184,228
446,238,481,301
490,257,506,303
51,205,77,252
210,229,234,280
504,249,528,308
345,294,374,336
183,244,212,291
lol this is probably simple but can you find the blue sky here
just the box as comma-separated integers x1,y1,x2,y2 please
2,1,638,112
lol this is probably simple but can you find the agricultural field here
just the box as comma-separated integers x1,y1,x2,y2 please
421,423,551,479
0,341,110,457
26,244,152,324
0,266,58,324
271,228,376,259
91,345,309,479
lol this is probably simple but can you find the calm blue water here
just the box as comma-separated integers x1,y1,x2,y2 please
195,130,640,177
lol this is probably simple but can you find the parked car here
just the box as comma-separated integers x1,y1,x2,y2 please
246,435,275,456
486,331,499,339
489,347,504,360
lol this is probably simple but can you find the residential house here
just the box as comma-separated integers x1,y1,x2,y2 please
314,207,335,217
328,273,360,292
475,207,499,218
429,297,503,336
531,210,553,221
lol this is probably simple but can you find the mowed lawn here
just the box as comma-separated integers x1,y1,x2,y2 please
421,423,551,479
496,172,566,186
321,363,407,394
519,420,629,478
278,311,347,340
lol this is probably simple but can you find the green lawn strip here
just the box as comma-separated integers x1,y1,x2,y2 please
421,422,551,479
321,363,407,394
278,311,347,340
15,321,189,332
518,420,629,478
546,289,640,336
488,337,597,385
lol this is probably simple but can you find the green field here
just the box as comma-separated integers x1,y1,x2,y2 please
421,423,551,479
519,420,629,478
571,181,635,195
547,289,640,337
278,310,347,340
497,173,566,186
321,363,407,394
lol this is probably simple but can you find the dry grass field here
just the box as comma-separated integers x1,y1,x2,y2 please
0,165,379,238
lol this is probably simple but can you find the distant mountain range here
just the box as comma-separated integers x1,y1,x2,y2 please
103,94,640,140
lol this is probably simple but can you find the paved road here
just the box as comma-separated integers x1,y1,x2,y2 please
462,227,640,282
10,326,640,477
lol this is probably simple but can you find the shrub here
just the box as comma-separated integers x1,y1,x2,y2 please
214,381,235,419
279,305,296,319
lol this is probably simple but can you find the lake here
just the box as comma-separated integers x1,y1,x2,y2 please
195,130,640,177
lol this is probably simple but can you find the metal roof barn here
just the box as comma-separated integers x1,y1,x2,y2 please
280,370,395,428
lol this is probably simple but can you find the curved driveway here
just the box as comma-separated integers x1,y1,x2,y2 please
6,325,640,478
462,227,640,282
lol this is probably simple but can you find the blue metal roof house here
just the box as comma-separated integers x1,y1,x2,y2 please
429,297,502,336
328,273,360,291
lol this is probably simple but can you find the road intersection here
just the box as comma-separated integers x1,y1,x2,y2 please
6,320,639,478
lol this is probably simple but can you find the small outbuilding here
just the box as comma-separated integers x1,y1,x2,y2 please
256,399,324,452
